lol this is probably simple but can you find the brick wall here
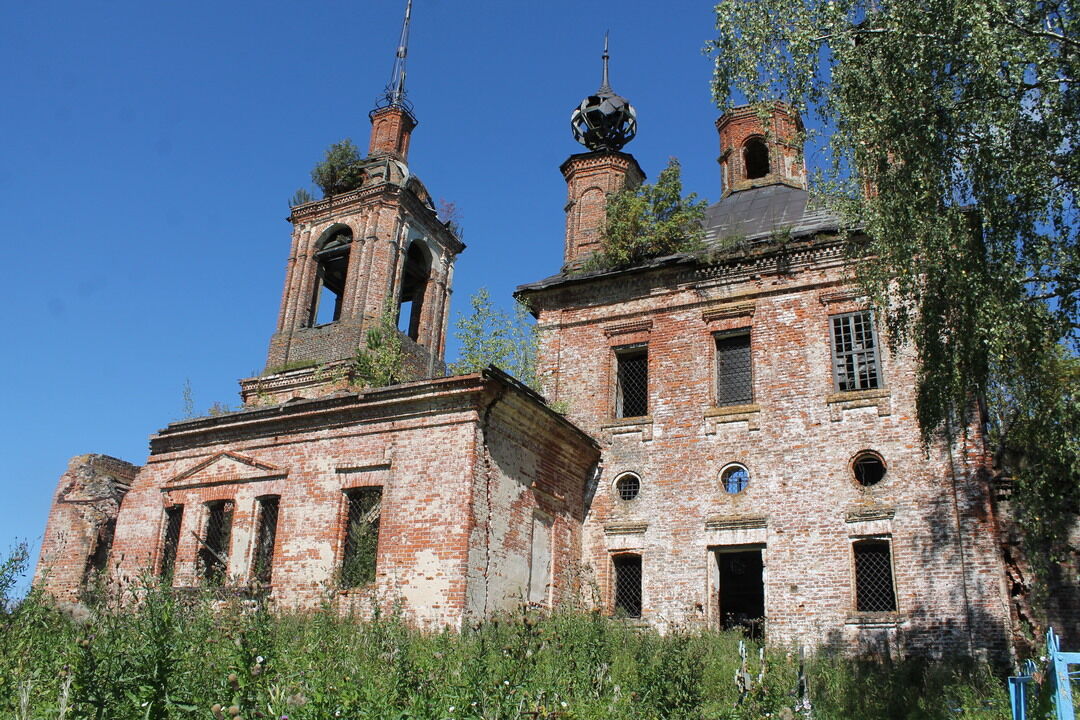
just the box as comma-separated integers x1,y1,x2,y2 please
520,237,1010,659
47,372,597,629
35,454,140,603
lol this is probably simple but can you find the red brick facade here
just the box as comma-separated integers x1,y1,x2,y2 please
36,96,1014,658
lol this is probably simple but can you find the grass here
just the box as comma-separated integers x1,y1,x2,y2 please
1,548,1013,719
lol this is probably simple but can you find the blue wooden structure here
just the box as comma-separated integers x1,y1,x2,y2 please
1010,628,1080,720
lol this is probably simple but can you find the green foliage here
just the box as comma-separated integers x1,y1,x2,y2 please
0,541,28,611
261,359,320,377
310,139,366,197
451,287,538,389
0,585,1013,719
352,303,409,389
289,187,315,207
709,0,1080,566
590,158,707,271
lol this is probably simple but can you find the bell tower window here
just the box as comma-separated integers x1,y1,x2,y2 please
743,137,770,180
398,241,431,340
310,226,353,326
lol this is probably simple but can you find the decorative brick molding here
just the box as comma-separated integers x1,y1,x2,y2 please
704,404,761,433
601,416,653,443
705,515,767,531
826,387,892,420
603,319,653,337
702,301,756,322
604,522,648,535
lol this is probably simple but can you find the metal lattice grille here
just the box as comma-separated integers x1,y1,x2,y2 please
199,500,233,585
854,541,897,612
616,474,640,501
253,496,280,585
159,505,183,582
616,348,648,418
716,333,753,406
831,312,880,391
341,487,382,588
613,554,642,618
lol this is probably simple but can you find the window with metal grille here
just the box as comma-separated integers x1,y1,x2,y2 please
716,331,753,405
830,311,881,391
613,554,642,618
721,464,750,494
615,345,648,418
159,505,183,583
252,496,280,586
84,518,116,581
341,487,383,588
615,473,640,501
853,539,897,612
198,500,233,585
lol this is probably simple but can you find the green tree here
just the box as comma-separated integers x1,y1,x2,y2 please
593,158,707,270
709,0,1079,563
311,139,366,196
353,304,409,389
451,288,537,389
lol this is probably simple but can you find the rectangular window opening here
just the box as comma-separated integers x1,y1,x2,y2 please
613,554,642,618
715,331,753,406
253,496,280,586
199,500,234,585
341,487,383,588
831,311,881,391
615,346,648,418
853,539,897,612
159,505,183,583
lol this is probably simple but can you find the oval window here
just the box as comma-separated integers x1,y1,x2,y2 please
853,451,887,487
615,473,641,501
721,464,750,494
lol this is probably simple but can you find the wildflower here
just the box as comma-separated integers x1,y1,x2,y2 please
256,656,265,664
503,680,510,686
561,701,568,708
449,706,455,712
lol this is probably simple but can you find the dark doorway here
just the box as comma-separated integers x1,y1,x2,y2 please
716,548,764,637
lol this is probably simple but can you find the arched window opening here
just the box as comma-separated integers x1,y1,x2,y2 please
615,472,641,501
721,463,750,494
398,241,431,340
310,226,353,326
743,138,770,180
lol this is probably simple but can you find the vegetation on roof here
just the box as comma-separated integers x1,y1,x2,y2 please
584,158,707,272
311,139,366,197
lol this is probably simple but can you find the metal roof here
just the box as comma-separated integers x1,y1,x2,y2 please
703,184,840,245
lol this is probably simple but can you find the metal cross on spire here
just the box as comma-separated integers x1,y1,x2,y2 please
379,0,414,112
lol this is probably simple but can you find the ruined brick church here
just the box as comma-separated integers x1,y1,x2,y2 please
36,9,1013,659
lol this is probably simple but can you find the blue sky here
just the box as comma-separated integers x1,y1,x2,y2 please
0,1,828,592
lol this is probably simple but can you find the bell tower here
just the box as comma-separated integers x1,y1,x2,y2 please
243,0,464,405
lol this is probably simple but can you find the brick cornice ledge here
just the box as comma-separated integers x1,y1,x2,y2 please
705,515,767,531
604,522,648,535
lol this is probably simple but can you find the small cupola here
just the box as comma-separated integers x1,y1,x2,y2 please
716,103,806,196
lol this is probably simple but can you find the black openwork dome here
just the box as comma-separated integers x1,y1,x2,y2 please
570,36,637,152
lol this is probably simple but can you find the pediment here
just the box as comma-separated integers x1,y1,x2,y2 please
167,451,285,488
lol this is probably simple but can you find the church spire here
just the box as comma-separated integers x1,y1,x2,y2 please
598,32,612,95
369,0,418,160
379,0,413,112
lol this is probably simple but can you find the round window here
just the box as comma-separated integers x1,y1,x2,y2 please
721,464,749,494
853,451,887,487
615,473,641,501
